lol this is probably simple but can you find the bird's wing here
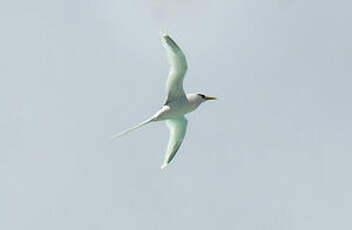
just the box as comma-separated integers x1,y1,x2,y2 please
161,34,188,104
161,116,188,169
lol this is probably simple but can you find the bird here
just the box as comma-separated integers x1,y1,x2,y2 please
112,33,216,169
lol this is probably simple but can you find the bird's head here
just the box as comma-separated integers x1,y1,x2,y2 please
197,93,217,102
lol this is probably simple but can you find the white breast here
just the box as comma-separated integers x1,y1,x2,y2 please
154,95,202,120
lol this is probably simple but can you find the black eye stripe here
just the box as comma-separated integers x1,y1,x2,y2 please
197,93,206,99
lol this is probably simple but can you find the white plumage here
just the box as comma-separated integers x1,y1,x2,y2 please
113,33,216,169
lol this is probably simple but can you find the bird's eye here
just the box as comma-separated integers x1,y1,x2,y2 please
197,93,206,99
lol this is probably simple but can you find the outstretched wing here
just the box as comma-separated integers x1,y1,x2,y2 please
161,34,188,104
161,116,188,169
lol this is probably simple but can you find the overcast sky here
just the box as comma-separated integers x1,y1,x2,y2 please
1,0,352,229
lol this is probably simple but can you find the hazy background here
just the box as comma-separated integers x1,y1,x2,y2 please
1,0,351,229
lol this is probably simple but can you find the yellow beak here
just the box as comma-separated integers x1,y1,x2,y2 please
205,96,217,100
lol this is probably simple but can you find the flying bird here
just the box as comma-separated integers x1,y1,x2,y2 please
112,33,216,169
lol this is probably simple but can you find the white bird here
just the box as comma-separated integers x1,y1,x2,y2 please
113,33,216,169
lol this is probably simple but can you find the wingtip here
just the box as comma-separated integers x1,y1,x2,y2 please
160,34,169,44
160,163,168,170
160,32,168,38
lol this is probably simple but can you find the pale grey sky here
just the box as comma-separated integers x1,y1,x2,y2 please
1,0,352,229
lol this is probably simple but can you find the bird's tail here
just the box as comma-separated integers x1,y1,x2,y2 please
111,117,154,140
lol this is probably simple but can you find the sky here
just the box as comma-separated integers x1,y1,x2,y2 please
1,0,352,229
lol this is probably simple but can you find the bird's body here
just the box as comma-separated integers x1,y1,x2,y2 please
153,94,203,121
113,34,216,169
